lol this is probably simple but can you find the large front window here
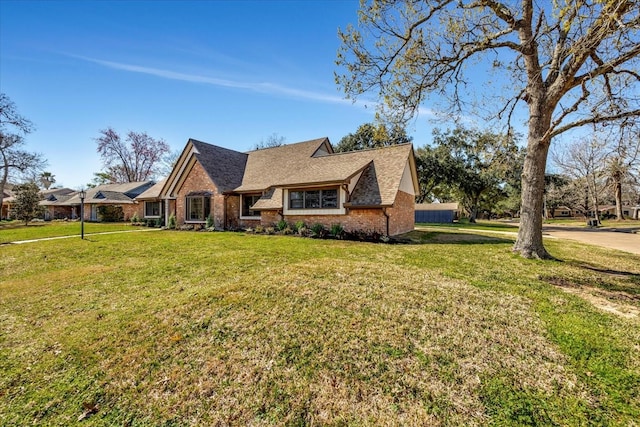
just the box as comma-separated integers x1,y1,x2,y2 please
242,194,261,217
186,195,210,222
145,201,161,218
289,188,338,209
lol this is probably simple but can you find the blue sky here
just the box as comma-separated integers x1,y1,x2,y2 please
3,0,435,189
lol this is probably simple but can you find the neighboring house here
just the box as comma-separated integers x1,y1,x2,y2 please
134,180,166,220
65,182,155,222
161,137,418,236
586,205,635,219
549,205,575,218
415,202,460,223
1,184,15,219
39,188,76,220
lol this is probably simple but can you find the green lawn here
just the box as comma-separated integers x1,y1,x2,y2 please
1,229,638,425
0,221,147,244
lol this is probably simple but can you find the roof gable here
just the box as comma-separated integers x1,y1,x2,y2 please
162,139,248,197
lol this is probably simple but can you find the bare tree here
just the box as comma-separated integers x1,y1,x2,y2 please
0,93,46,218
602,124,640,219
253,133,286,150
336,1,640,258
96,127,170,182
552,138,608,224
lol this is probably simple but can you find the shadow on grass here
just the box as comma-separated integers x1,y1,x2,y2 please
393,230,514,245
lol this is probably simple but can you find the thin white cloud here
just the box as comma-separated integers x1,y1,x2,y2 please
71,54,353,106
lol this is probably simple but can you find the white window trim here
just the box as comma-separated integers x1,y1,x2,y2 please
240,194,261,220
283,187,346,215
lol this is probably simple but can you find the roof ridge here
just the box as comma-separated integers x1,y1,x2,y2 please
245,137,329,153
324,142,412,157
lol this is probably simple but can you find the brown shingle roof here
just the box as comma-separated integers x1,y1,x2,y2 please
191,139,247,193
242,142,415,209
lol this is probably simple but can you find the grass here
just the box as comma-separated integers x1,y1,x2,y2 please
0,221,143,244
1,228,639,425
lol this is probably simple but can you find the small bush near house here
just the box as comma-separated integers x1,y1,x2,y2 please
265,227,275,235
276,219,288,231
282,226,293,235
330,223,344,238
205,215,214,229
254,225,264,233
130,212,139,224
97,206,124,222
344,229,383,242
297,226,308,237
168,214,176,229
294,220,306,232
310,223,326,238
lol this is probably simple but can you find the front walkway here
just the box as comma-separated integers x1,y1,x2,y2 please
7,228,161,245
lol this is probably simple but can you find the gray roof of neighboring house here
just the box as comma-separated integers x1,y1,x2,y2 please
191,139,248,193
135,179,166,200
65,182,154,205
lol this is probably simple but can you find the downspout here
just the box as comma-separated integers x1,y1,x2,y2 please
382,207,390,237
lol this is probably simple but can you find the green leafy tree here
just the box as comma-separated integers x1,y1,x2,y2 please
337,1,640,258
335,123,412,152
13,182,43,225
417,126,522,222
1,93,46,218
87,172,116,188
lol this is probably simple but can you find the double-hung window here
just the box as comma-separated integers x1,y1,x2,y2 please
186,194,210,222
289,188,338,210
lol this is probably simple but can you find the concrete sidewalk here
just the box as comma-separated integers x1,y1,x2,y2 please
541,226,640,255
6,227,161,245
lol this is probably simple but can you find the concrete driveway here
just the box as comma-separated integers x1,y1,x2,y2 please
542,226,640,255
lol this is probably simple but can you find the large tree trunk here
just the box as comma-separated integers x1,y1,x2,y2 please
514,110,553,259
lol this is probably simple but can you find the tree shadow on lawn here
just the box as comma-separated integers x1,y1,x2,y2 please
393,230,513,245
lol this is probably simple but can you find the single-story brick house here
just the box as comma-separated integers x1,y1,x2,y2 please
160,137,418,236
134,180,166,220
39,188,76,220
65,182,155,222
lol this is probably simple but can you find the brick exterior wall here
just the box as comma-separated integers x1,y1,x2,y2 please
173,161,219,227
257,190,415,236
386,190,415,236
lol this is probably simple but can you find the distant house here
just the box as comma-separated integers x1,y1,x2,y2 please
134,180,166,220
415,203,460,223
549,205,575,218
39,188,76,220
586,205,638,219
160,137,418,236
65,182,155,222
1,184,15,219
